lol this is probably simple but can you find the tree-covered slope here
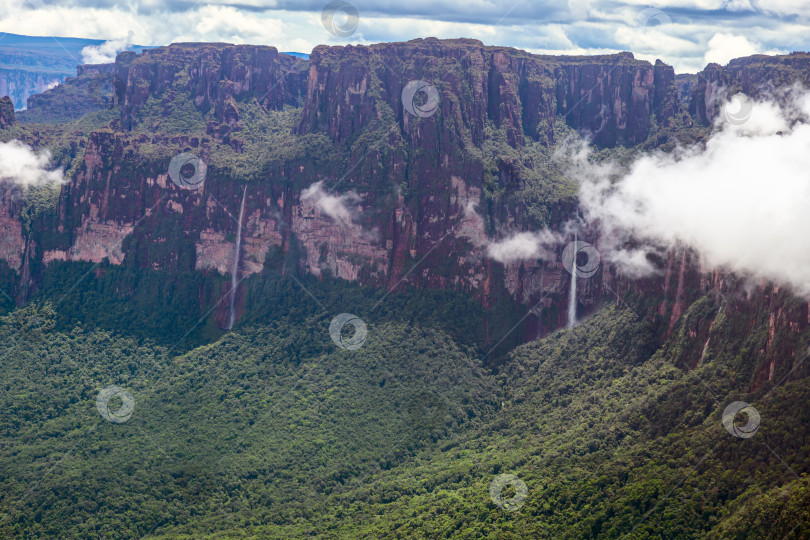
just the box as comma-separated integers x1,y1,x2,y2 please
217,305,808,539
1,291,808,538
0,303,499,538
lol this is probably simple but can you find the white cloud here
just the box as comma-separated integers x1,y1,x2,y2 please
0,140,64,187
81,33,133,64
723,0,754,11
188,6,285,44
704,33,761,65
301,181,360,228
577,88,810,294
486,230,562,264
0,4,299,52
793,91,810,116
752,0,810,16
0,1,803,74
615,0,710,6
604,247,657,277
715,92,789,135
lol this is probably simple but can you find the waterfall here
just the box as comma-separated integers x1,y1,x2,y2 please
567,233,578,328
699,338,710,364
227,186,247,330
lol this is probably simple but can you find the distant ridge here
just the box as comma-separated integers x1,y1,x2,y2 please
0,32,147,110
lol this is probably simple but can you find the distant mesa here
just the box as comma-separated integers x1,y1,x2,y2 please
0,32,147,111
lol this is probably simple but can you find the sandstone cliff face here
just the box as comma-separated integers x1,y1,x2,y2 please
689,52,810,124
290,39,679,332
113,44,309,130
6,40,810,383
299,39,677,147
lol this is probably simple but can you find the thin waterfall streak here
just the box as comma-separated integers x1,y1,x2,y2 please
227,186,247,330
568,233,577,328
699,338,710,365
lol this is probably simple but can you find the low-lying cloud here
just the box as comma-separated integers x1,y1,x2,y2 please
81,34,132,64
577,86,810,294
301,181,360,228
486,230,562,264
0,140,64,187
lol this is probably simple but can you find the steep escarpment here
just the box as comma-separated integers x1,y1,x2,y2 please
32,39,682,335
299,39,677,147
689,52,810,124
113,44,309,130
288,39,681,332
2,40,809,379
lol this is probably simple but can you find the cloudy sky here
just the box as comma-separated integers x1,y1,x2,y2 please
1,0,808,72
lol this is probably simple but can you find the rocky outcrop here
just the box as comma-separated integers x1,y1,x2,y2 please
0,96,15,128
113,44,309,130
19,64,115,124
689,52,810,124
0,186,23,271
